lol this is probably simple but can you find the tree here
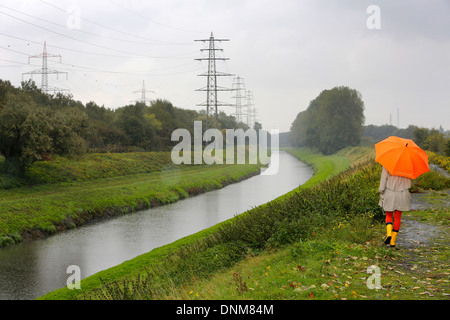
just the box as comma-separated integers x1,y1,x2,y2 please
0,91,53,171
0,89,88,172
423,129,445,153
49,108,89,156
116,102,162,150
290,86,365,154
0,79,14,111
413,127,429,147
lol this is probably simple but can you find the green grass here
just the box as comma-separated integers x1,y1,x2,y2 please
282,147,350,190
413,170,450,191
38,147,362,300
0,152,174,188
0,151,263,247
168,154,450,301
37,147,450,300
171,210,449,300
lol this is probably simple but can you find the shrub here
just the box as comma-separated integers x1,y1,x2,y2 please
414,170,450,191
427,151,450,173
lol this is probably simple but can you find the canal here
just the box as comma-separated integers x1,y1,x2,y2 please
0,151,313,300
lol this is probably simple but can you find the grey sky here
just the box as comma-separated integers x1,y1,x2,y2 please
0,0,449,132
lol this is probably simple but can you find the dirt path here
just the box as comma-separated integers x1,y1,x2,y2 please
398,217,445,249
386,189,449,299
402,189,449,249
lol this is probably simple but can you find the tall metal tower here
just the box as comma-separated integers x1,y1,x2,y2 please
397,108,400,128
246,90,255,127
195,32,233,129
132,80,154,105
231,76,246,124
22,41,68,93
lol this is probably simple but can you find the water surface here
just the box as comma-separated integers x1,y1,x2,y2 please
0,151,312,300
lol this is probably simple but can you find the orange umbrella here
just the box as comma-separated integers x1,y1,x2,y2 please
375,136,429,179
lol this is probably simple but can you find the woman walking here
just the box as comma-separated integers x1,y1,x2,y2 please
375,136,429,247
378,165,412,247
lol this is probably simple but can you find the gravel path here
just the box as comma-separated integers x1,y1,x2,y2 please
398,189,449,250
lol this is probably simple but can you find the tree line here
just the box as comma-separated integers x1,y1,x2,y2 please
290,86,449,156
0,79,253,173
362,124,449,155
290,86,365,154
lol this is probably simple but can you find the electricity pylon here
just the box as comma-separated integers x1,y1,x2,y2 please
195,32,233,129
246,90,255,127
231,76,246,124
22,41,68,93
132,80,154,105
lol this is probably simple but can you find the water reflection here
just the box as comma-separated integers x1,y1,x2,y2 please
0,151,312,300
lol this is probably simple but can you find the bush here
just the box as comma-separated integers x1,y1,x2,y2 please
414,170,450,191
427,151,450,174
0,90,88,172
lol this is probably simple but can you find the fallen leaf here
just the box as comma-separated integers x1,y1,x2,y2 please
309,292,315,299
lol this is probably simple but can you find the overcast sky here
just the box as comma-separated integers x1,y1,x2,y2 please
1,0,449,132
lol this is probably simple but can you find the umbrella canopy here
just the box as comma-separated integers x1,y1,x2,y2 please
375,136,429,179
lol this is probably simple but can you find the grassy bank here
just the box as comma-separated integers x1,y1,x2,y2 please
0,152,263,247
167,208,449,300
39,147,359,300
39,147,449,300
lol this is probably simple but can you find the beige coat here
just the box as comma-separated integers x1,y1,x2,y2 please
378,166,412,212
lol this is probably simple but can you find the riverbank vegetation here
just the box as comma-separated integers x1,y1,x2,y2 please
0,79,268,247
38,147,379,299
39,146,449,300
0,79,255,173
0,151,263,247
289,85,448,157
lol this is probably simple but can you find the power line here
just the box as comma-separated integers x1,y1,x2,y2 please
246,90,256,128
132,80,154,105
231,76,246,124
0,9,192,59
22,41,68,93
39,0,192,45
0,3,179,46
195,32,234,129
108,0,203,35
0,32,197,60
0,44,202,77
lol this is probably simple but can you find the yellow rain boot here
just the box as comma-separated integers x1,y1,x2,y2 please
384,223,393,245
390,230,399,248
